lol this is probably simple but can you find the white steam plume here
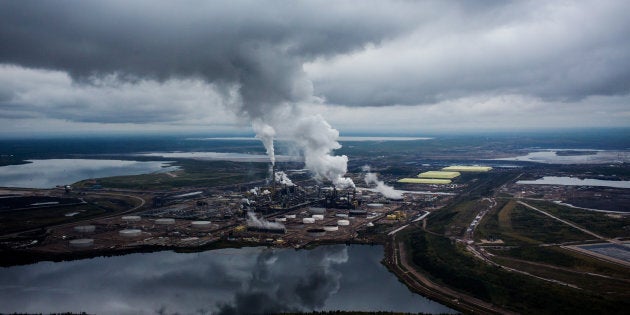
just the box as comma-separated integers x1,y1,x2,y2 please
252,120,276,165
362,165,402,200
289,115,354,189
274,171,294,186
246,212,285,229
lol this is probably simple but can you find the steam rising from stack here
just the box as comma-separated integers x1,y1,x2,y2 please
274,171,294,186
362,165,402,200
246,212,285,230
251,113,354,189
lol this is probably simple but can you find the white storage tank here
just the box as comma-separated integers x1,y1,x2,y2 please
285,214,296,219
275,217,287,222
323,225,339,232
302,217,316,224
367,203,384,209
337,219,350,226
119,229,142,237
191,221,212,229
73,225,95,233
69,238,94,248
312,214,324,221
122,215,141,222
335,213,349,218
155,218,176,225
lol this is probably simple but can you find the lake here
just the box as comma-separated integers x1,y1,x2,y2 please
139,151,300,162
0,159,177,189
493,150,629,164
0,245,453,315
517,176,630,189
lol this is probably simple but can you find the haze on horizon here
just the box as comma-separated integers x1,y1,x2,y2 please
0,0,629,137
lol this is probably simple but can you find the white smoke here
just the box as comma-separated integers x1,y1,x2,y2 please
246,212,285,229
274,171,294,186
252,120,276,165
362,165,402,200
252,112,354,189
287,115,354,188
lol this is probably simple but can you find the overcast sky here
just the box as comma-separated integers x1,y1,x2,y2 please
0,0,628,136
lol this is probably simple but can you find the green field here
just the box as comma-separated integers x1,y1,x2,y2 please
403,228,627,314
74,159,269,189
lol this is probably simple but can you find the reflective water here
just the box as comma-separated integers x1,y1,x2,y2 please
140,151,300,162
517,176,630,189
0,245,453,315
0,159,176,188
494,150,629,164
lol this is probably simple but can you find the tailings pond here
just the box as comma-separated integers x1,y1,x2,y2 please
0,245,454,314
0,159,177,188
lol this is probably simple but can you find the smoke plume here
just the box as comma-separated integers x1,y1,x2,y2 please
275,171,294,186
246,212,285,230
362,165,402,200
252,120,276,165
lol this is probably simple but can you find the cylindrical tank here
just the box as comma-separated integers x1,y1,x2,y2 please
285,214,296,219
155,218,175,225
308,207,326,214
119,229,142,237
337,219,350,226
275,217,287,222
69,238,94,248
74,225,95,233
312,214,324,221
307,228,326,237
367,203,384,209
335,213,349,218
122,215,141,222
191,221,211,229
323,225,339,232
303,217,315,224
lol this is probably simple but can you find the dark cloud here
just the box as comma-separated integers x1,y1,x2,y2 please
1,0,628,130
309,1,630,106
0,0,417,120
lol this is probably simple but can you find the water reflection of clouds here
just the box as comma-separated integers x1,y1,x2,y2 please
0,245,454,315
0,159,176,188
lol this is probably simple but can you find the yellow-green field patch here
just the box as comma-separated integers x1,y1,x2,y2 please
397,178,452,184
442,165,492,172
418,171,461,179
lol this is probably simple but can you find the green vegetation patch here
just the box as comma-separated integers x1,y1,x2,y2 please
404,228,627,314
527,201,630,238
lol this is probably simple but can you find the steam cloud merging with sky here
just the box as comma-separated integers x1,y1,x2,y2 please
1,2,629,145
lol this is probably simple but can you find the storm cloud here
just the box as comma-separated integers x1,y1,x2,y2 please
0,0,629,131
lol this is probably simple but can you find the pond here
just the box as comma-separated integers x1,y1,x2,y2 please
517,176,630,189
0,245,454,315
0,159,176,188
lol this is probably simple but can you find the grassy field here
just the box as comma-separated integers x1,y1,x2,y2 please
526,200,630,238
74,159,269,190
403,228,628,314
